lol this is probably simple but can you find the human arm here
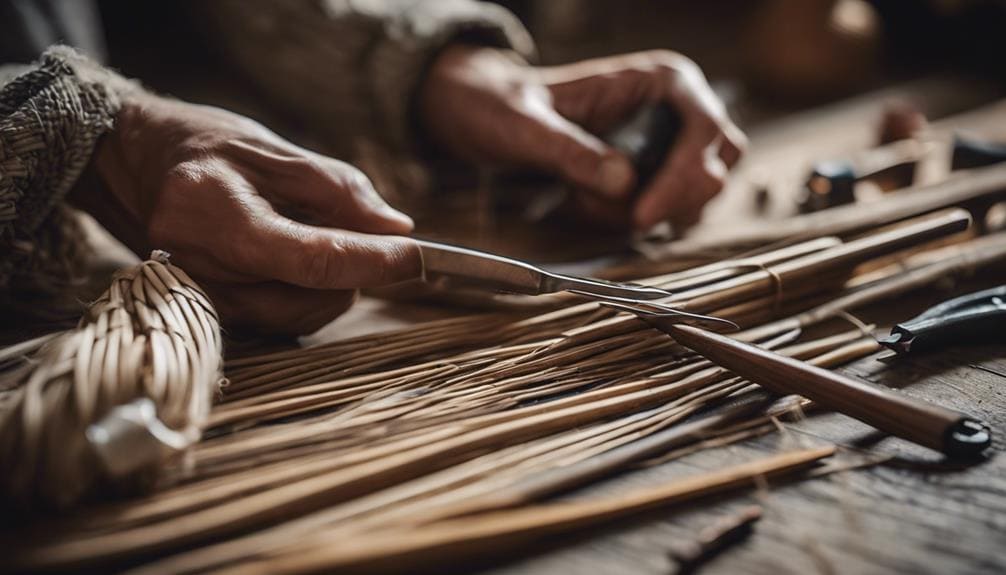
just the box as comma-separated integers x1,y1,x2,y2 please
419,46,747,231
1,48,421,335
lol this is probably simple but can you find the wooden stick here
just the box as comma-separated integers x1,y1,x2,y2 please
662,324,991,457
659,162,1006,257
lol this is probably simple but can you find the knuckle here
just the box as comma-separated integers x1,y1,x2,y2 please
344,164,376,194
377,239,420,285
643,50,694,75
163,161,207,192
699,168,726,196
729,130,750,156
301,237,344,287
297,155,333,183
328,161,376,196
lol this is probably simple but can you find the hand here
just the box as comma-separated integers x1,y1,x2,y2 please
74,94,420,335
420,47,746,231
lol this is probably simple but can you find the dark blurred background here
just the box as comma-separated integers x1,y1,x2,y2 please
5,0,1006,262
85,0,1006,134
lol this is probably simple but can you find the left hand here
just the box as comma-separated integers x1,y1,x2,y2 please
73,94,420,336
420,46,746,231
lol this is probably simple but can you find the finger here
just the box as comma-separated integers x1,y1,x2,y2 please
631,95,731,230
514,104,635,200
204,280,357,336
571,193,631,229
634,149,726,231
298,156,415,234
233,216,422,290
227,140,414,234
717,122,747,169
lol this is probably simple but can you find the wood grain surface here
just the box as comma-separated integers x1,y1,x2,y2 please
477,345,1006,575
4,77,1005,575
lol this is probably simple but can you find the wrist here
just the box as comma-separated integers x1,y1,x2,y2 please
69,91,163,254
418,44,531,160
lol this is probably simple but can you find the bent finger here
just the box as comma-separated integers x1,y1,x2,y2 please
514,103,635,200
228,140,414,234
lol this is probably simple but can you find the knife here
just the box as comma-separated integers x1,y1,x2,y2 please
415,239,671,300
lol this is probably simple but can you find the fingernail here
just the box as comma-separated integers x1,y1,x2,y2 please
597,156,634,198
633,198,661,231
380,205,414,230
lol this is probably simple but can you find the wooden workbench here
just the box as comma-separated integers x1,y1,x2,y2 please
3,77,1005,574
471,339,1006,575
321,80,1006,575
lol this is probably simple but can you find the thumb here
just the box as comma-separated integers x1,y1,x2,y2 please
520,106,635,199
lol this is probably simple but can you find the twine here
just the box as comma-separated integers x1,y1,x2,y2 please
727,259,786,312
0,251,223,511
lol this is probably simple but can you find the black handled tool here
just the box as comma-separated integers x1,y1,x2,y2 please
523,102,682,222
879,285,1006,355
951,135,1006,170
605,102,683,193
798,134,1006,214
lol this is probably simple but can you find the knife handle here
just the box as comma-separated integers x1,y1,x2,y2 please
416,240,542,295
881,285,1006,354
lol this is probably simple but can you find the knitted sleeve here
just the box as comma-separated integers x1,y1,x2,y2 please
203,0,535,193
0,46,136,296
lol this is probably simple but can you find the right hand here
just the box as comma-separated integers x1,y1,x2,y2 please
76,94,420,335
420,47,746,230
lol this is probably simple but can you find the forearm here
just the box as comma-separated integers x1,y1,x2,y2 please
202,0,534,162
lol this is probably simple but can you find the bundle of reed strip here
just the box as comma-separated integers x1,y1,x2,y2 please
0,251,223,511
7,211,1005,574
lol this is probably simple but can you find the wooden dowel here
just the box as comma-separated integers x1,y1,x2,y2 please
659,161,1006,257
662,324,991,458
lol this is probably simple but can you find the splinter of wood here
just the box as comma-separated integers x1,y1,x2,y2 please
668,505,763,574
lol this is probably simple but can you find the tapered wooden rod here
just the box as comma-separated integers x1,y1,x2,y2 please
660,323,991,458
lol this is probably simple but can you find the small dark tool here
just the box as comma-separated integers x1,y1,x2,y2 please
606,302,992,458
797,143,919,213
523,102,682,223
951,134,1006,170
799,161,859,212
605,102,683,193
879,285,1006,355
798,135,1006,213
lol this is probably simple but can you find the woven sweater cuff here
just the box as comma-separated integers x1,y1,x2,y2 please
0,46,140,290
0,46,140,238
